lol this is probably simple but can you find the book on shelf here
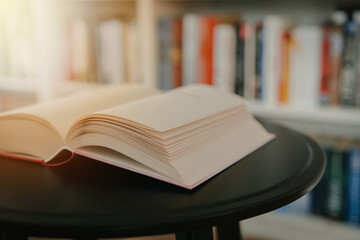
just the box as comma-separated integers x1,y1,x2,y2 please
158,17,174,90
67,18,98,83
213,23,237,92
346,147,360,225
182,13,200,86
0,84,274,189
98,19,125,84
325,146,346,220
156,10,360,110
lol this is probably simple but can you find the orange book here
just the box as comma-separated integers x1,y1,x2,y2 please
198,16,217,85
172,18,183,88
279,30,291,104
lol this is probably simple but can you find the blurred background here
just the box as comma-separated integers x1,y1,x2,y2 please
1,0,360,239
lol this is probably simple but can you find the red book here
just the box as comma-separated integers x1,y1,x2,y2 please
198,16,217,85
320,26,331,104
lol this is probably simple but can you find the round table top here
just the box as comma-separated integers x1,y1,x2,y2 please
0,120,325,238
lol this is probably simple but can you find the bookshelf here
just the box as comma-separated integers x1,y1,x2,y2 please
1,0,360,236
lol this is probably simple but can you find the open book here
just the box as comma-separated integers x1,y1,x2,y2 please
0,84,274,189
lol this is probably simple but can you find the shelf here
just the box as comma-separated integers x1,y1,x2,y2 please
247,101,360,127
0,77,36,93
247,101,360,139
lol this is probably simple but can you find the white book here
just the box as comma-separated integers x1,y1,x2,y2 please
290,26,322,109
70,19,90,82
213,24,237,92
98,19,125,84
262,16,286,106
182,14,200,85
124,21,139,83
0,84,274,189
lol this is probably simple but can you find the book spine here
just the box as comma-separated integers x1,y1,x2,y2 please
320,26,331,105
158,17,173,90
303,26,322,108
244,22,257,99
262,16,283,106
278,29,291,104
339,21,358,106
198,16,217,85
325,148,347,220
98,19,125,84
182,14,200,86
346,148,360,225
171,18,183,88
122,21,138,83
255,24,263,100
234,23,245,96
213,24,237,92
353,11,360,107
329,25,344,105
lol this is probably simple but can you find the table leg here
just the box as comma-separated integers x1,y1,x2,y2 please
216,221,242,240
175,227,214,240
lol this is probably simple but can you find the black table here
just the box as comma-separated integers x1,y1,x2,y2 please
0,120,325,240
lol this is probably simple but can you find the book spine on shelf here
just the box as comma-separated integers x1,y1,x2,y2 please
329,23,344,106
213,24,236,92
320,26,332,105
123,21,139,84
198,16,216,86
234,23,245,96
278,29,291,104
98,19,125,85
325,147,347,220
339,21,358,106
171,18,183,88
244,22,257,100
255,24,263,100
262,16,284,106
158,17,173,90
346,148,360,225
182,14,200,86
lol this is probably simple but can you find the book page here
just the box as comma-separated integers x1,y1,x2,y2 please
2,84,160,140
92,84,246,132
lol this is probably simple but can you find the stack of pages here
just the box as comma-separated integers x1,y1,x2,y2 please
0,84,274,189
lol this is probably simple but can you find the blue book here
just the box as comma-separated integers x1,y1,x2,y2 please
347,148,360,225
